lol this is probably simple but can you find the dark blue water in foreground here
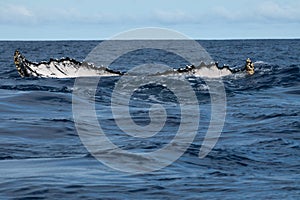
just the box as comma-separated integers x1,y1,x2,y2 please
0,40,299,199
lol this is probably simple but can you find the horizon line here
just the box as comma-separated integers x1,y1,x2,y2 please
0,37,299,41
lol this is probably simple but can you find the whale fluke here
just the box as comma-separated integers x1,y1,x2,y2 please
14,50,254,78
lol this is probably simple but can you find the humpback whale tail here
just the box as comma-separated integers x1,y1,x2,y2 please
13,50,254,78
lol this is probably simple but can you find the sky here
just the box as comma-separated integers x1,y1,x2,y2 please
0,0,299,40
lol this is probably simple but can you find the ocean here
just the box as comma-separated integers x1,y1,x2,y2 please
0,40,299,199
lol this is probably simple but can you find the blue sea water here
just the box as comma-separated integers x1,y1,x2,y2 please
0,40,299,199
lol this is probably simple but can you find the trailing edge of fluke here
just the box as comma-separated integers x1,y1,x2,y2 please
14,50,254,78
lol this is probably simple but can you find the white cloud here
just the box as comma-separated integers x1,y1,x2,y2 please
0,4,36,24
212,6,240,21
153,10,195,24
210,1,300,24
13,5,33,17
256,1,300,22
0,3,124,26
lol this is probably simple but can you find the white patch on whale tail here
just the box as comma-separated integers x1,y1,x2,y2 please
193,65,232,78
